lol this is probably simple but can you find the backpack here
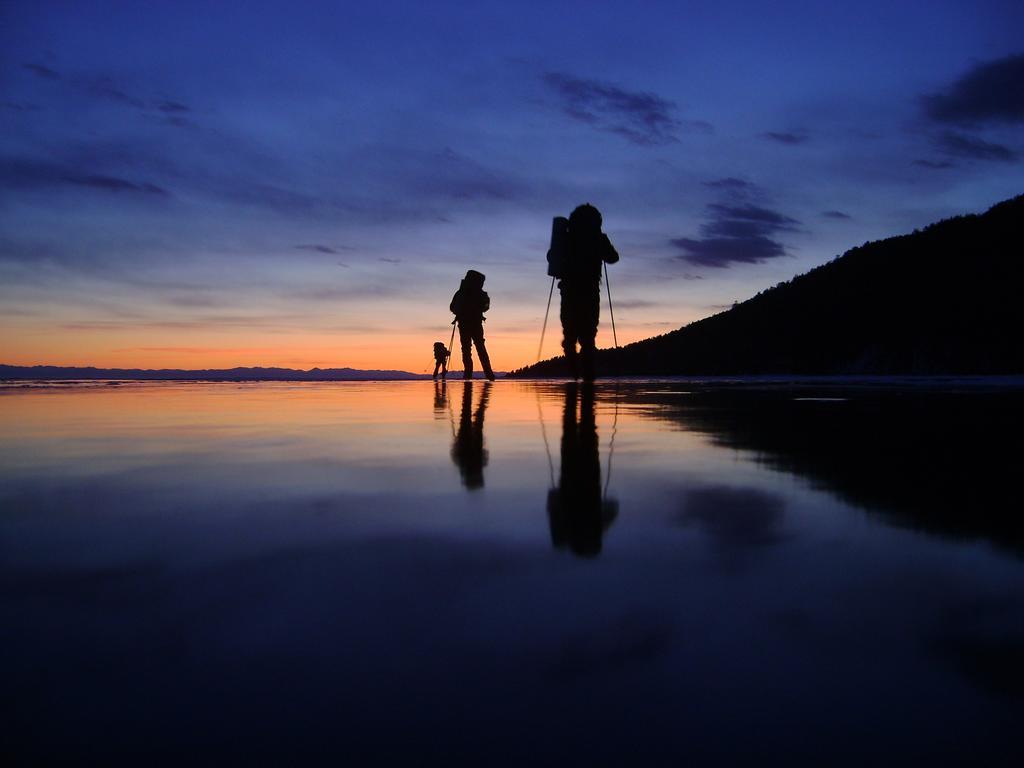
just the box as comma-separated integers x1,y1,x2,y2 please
450,270,490,320
546,216,569,278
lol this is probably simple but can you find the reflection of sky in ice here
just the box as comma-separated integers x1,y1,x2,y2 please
2,381,1022,762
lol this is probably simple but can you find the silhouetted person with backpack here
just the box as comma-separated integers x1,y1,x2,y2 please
432,341,449,379
450,269,496,381
548,204,618,381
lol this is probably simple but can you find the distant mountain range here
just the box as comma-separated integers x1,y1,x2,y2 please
511,193,1024,377
0,365,428,381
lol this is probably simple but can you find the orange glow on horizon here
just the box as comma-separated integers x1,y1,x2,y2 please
1,319,675,373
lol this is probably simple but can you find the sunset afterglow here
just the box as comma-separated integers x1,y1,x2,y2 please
2,2,1022,372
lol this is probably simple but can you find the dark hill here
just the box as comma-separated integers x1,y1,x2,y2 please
511,194,1024,377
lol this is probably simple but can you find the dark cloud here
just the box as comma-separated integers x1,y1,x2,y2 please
2,101,41,112
705,203,799,228
426,148,531,201
0,156,169,196
164,294,220,309
542,72,695,145
355,145,532,211
379,257,401,264
703,177,754,192
22,62,60,79
86,77,146,108
610,299,659,309
157,100,190,113
214,181,333,216
159,115,195,129
284,283,399,303
671,202,798,268
761,131,808,145
295,244,340,254
27,66,192,116
65,175,169,195
671,236,785,268
912,158,956,170
700,219,777,239
923,53,1024,125
936,132,1017,163
821,210,851,220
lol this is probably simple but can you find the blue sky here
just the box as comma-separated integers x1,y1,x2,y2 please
2,0,1022,370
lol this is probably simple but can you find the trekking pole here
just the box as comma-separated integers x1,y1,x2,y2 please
537,276,556,363
445,319,457,365
604,262,619,348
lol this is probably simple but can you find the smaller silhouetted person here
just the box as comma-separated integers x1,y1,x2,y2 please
432,341,450,379
547,382,618,557
450,269,496,381
451,381,491,489
549,204,618,381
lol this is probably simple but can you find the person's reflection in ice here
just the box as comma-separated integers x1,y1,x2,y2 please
451,381,491,490
433,377,448,420
548,382,619,558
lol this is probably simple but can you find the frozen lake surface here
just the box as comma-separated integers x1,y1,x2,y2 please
2,380,1022,763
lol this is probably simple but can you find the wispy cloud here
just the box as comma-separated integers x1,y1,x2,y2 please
761,131,809,145
22,62,60,79
157,101,190,113
609,299,660,310
296,244,342,255
1,100,41,112
703,177,756,193
20,61,194,120
705,204,799,229
66,175,169,195
935,132,1017,163
542,72,705,145
1,156,170,196
61,314,315,332
120,346,282,356
86,76,146,108
912,158,956,170
414,147,533,202
821,210,851,220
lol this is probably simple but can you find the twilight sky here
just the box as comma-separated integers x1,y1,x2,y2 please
2,0,1022,372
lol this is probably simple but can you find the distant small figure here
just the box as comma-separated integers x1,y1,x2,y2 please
450,269,496,381
548,204,618,381
432,341,450,379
